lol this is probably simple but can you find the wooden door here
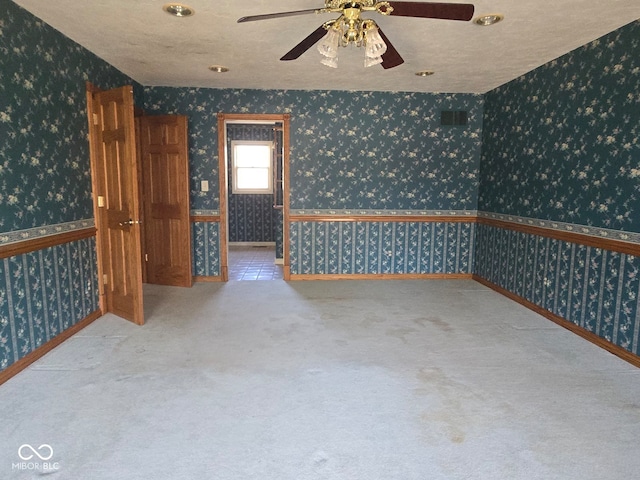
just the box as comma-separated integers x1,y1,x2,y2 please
139,115,192,287
88,85,144,325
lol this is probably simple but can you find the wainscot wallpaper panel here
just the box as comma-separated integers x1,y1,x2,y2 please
0,237,99,371
192,221,220,278
475,223,640,356
290,221,475,276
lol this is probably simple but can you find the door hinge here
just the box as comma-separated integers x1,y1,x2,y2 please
93,113,99,125
103,274,108,285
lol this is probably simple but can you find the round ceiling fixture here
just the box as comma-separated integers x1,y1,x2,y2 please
474,14,504,26
415,71,435,77
163,3,195,17
209,65,229,73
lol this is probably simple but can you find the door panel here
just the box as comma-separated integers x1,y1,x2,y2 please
139,115,192,287
90,85,144,325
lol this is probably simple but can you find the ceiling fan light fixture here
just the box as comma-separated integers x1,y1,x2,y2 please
415,70,435,77
241,1,478,70
363,21,386,67
162,3,195,17
318,27,341,59
474,13,504,26
208,65,229,73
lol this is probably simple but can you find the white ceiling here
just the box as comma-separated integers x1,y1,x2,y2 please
12,0,640,94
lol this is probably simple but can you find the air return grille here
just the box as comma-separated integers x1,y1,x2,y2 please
440,110,468,126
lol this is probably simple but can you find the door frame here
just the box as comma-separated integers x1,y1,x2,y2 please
217,113,291,281
86,82,106,313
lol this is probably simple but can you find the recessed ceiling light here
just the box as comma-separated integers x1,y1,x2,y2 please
474,14,504,26
415,71,435,77
163,3,195,17
209,65,229,73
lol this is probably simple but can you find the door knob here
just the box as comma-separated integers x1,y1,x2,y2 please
118,219,142,227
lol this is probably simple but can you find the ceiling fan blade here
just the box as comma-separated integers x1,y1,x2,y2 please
386,2,474,21
238,8,323,23
377,28,404,69
280,25,328,61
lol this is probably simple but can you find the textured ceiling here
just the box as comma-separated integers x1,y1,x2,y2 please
12,0,640,93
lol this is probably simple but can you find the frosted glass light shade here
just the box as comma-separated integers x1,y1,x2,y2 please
321,55,339,68
364,55,383,67
317,28,340,58
364,27,387,58
364,26,386,68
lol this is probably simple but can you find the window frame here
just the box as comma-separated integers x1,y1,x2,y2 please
230,140,274,195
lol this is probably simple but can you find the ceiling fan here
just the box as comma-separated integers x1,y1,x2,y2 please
238,1,475,69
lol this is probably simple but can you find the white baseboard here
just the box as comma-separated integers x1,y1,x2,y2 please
228,242,276,247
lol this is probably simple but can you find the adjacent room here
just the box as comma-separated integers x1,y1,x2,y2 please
1,0,639,478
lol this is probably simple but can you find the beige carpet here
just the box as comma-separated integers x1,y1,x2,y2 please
1,279,639,479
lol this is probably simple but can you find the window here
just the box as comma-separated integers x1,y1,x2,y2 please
231,141,273,194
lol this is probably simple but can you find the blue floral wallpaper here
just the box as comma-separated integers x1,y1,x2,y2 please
288,90,483,211
0,0,143,233
479,20,640,232
143,88,483,212
477,20,640,356
0,1,139,373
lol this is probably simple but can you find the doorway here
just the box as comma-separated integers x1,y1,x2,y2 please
217,113,291,281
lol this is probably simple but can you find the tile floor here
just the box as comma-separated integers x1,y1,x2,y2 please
228,244,283,281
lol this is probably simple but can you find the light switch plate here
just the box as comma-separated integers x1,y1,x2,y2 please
201,180,209,192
